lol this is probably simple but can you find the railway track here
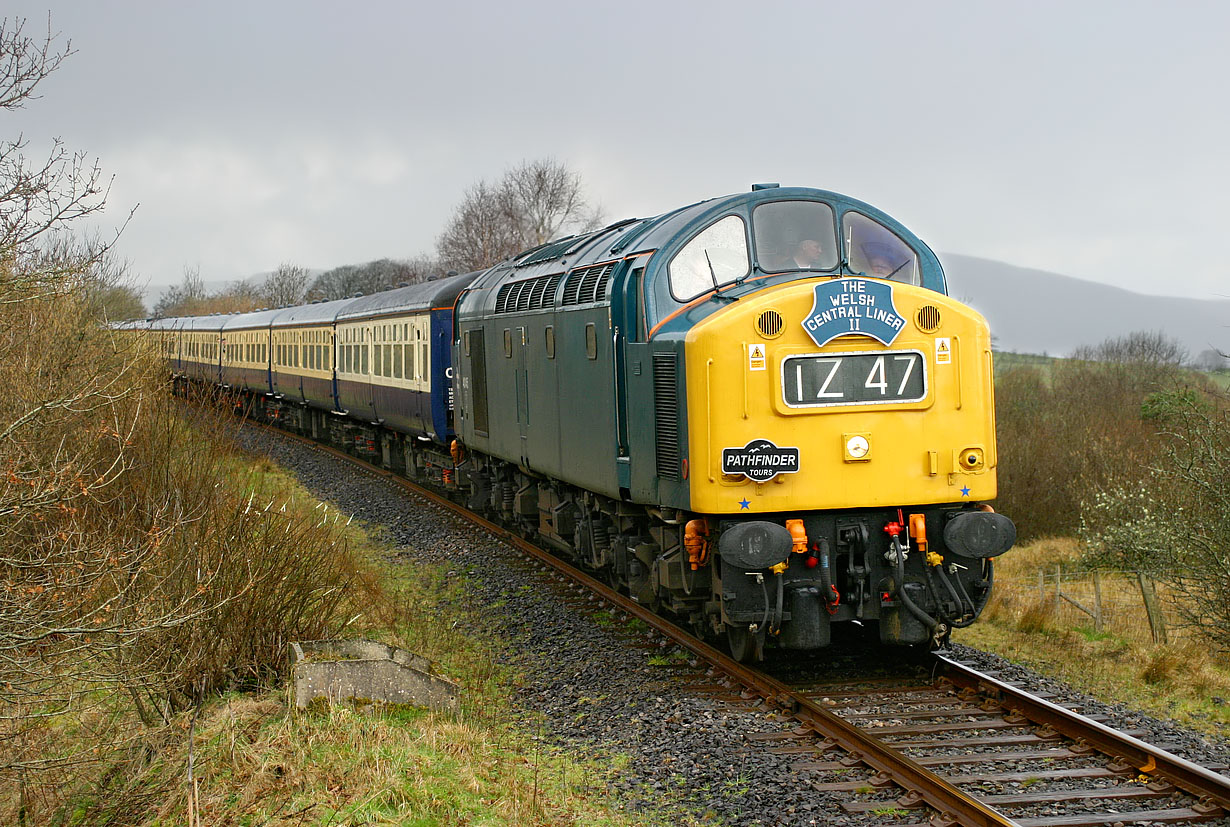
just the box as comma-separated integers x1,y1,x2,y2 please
252,419,1230,827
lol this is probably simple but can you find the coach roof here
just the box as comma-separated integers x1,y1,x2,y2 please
269,296,355,328
336,271,476,322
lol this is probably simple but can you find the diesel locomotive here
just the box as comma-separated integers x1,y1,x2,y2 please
138,184,1015,662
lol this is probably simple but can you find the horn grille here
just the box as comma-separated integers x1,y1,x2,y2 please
915,305,941,333
756,309,784,339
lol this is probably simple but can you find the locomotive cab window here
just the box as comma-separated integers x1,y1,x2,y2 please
843,212,920,285
753,200,838,272
668,215,749,301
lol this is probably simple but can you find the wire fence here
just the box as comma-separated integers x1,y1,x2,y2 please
990,567,1179,646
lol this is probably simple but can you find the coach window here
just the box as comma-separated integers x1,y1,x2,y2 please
585,323,597,360
842,212,919,285
383,344,392,377
393,344,403,379
668,215,749,301
545,326,555,359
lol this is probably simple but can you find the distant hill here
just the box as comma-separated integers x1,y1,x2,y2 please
940,253,1230,358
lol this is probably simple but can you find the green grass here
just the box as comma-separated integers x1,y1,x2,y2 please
647,650,691,667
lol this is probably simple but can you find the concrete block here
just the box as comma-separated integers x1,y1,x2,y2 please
290,639,459,712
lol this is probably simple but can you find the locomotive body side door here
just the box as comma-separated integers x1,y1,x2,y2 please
514,325,529,466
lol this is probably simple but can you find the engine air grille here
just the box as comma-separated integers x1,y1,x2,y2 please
561,262,616,306
494,273,563,314
756,309,784,339
915,305,941,333
653,352,680,480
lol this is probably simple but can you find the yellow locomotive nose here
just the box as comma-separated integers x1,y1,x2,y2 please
683,277,998,513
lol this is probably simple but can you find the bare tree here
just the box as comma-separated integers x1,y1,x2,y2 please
436,158,603,272
503,158,602,246
1,20,133,305
152,265,206,317
0,15,70,110
436,179,527,273
260,262,308,307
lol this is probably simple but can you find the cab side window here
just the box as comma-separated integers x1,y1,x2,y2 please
668,215,749,301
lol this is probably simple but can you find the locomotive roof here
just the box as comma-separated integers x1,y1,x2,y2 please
464,186,941,286
458,186,945,325
335,271,477,322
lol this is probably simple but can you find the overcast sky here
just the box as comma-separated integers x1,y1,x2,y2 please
8,1,1229,301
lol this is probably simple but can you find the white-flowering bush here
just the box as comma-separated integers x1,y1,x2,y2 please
1080,392,1230,650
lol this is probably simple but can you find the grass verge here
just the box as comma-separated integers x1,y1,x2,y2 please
9,445,679,827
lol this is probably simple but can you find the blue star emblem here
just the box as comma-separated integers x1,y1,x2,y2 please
738,498,751,510
960,486,971,497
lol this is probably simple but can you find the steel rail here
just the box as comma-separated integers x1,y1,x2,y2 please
254,423,1019,827
933,653,1230,814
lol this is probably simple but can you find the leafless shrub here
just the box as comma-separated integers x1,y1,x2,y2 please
1071,329,1188,371
994,332,1197,539
306,256,439,301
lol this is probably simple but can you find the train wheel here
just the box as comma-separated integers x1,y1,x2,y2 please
726,624,766,663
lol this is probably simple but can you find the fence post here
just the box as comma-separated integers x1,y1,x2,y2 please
1093,570,1103,632
1054,565,1062,615
1037,569,1044,600
1136,572,1168,645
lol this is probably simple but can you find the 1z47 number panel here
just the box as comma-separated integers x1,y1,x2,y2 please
781,349,926,408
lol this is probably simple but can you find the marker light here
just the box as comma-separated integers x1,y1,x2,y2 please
843,433,871,462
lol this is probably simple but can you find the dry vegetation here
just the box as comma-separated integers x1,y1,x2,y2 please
0,284,383,821
973,338,1230,732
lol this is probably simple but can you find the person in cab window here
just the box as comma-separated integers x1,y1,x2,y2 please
791,238,825,269
864,243,902,279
